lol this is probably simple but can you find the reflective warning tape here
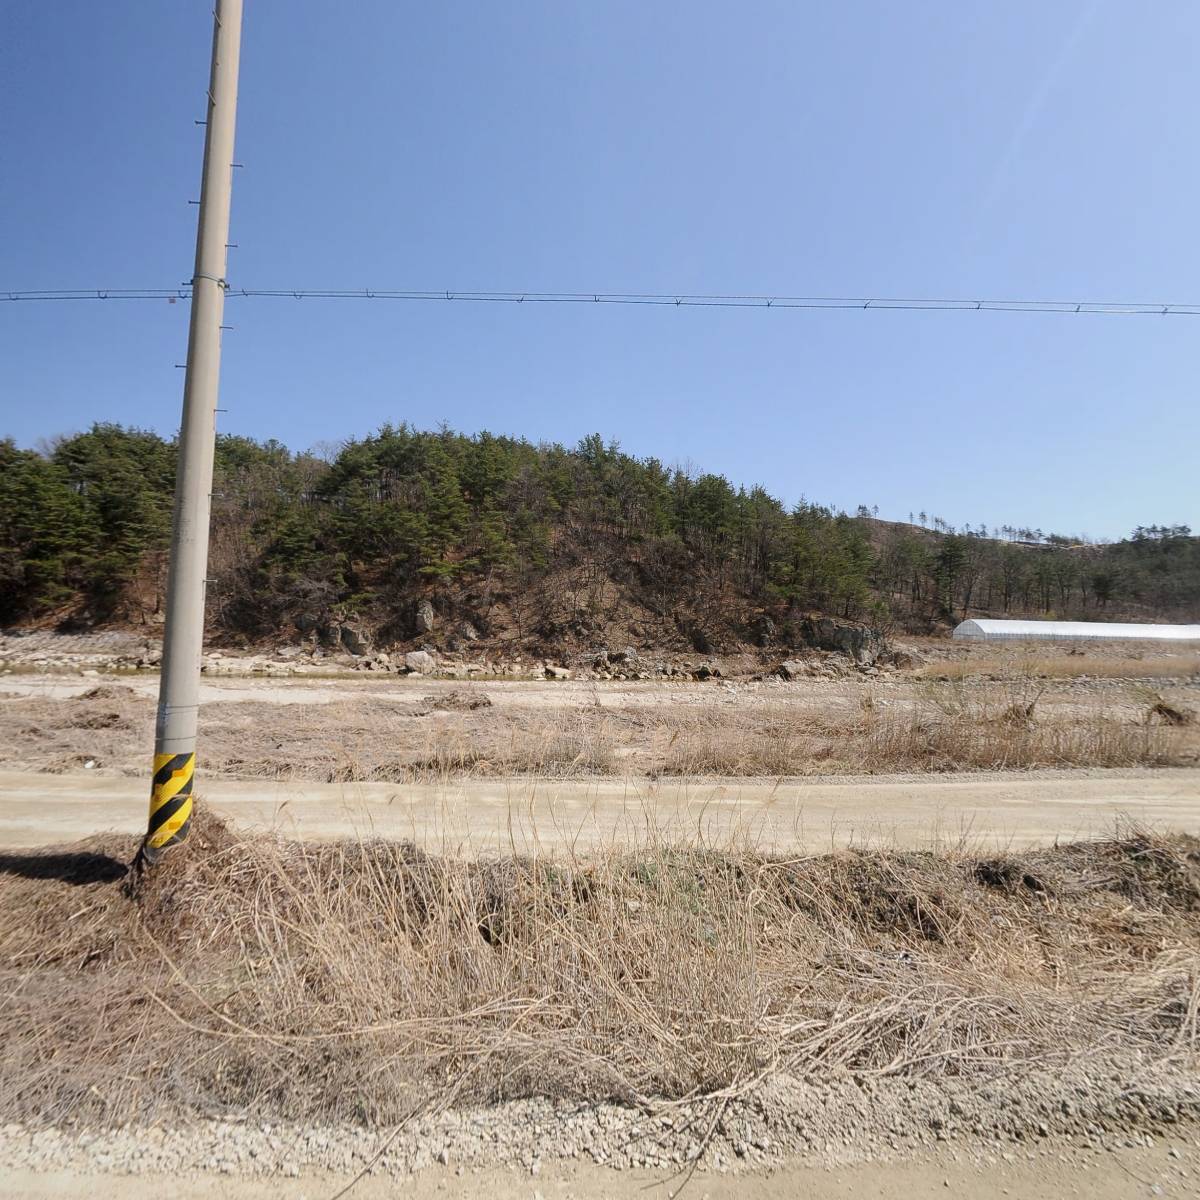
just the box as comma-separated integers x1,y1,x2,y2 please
141,751,194,861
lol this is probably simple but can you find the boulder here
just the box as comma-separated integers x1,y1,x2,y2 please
404,650,437,674
414,600,436,635
544,664,571,680
880,646,924,670
778,659,808,681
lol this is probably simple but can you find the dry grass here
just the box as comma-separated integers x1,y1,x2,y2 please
0,685,149,775
656,687,1189,776
0,814,1198,1127
215,705,621,782
0,692,622,782
918,653,1200,682
1,678,1196,781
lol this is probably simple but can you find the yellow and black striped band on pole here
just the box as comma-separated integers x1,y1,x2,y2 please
141,751,195,864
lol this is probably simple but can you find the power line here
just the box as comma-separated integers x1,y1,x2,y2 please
3,289,192,301
4,286,1200,316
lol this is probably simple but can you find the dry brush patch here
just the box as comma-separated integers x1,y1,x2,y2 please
207,690,1192,782
0,679,1196,782
0,813,1198,1129
0,684,151,774
916,651,1200,683
204,701,621,782
654,686,1195,776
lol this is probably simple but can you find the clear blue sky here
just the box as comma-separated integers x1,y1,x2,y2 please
2,1,1197,540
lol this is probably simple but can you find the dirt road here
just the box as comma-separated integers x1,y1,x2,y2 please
2,1142,1197,1200
2,767,1197,852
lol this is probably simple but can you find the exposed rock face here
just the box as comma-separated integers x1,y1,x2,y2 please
404,650,437,674
415,600,436,635
339,625,372,656
753,614,777,647
294,612,322,635
800,617,886,665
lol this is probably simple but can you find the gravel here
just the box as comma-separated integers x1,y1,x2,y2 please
2,1057,1197,1180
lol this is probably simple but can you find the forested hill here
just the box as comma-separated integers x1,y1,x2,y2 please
1,423,1197,653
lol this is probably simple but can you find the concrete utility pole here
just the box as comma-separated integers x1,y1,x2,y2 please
140,0,243,867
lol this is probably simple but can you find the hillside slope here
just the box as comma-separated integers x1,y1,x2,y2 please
2,424,1197,655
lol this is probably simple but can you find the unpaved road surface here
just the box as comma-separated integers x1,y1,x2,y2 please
1,767,1198,853
3,1143,1198,1199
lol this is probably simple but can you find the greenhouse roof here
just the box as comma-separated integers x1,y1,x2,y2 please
952,619,1200,641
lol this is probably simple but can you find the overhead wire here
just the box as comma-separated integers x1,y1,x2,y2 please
3,286,1199,316
3,289,193,302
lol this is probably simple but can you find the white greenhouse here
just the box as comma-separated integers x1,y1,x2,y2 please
952,619,1200,643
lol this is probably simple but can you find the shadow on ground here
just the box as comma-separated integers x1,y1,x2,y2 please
0,851,128,885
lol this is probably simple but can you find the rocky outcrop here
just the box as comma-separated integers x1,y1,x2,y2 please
415,600,436,635
799,617,886,665
752,614,777,647
338,625,372,657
